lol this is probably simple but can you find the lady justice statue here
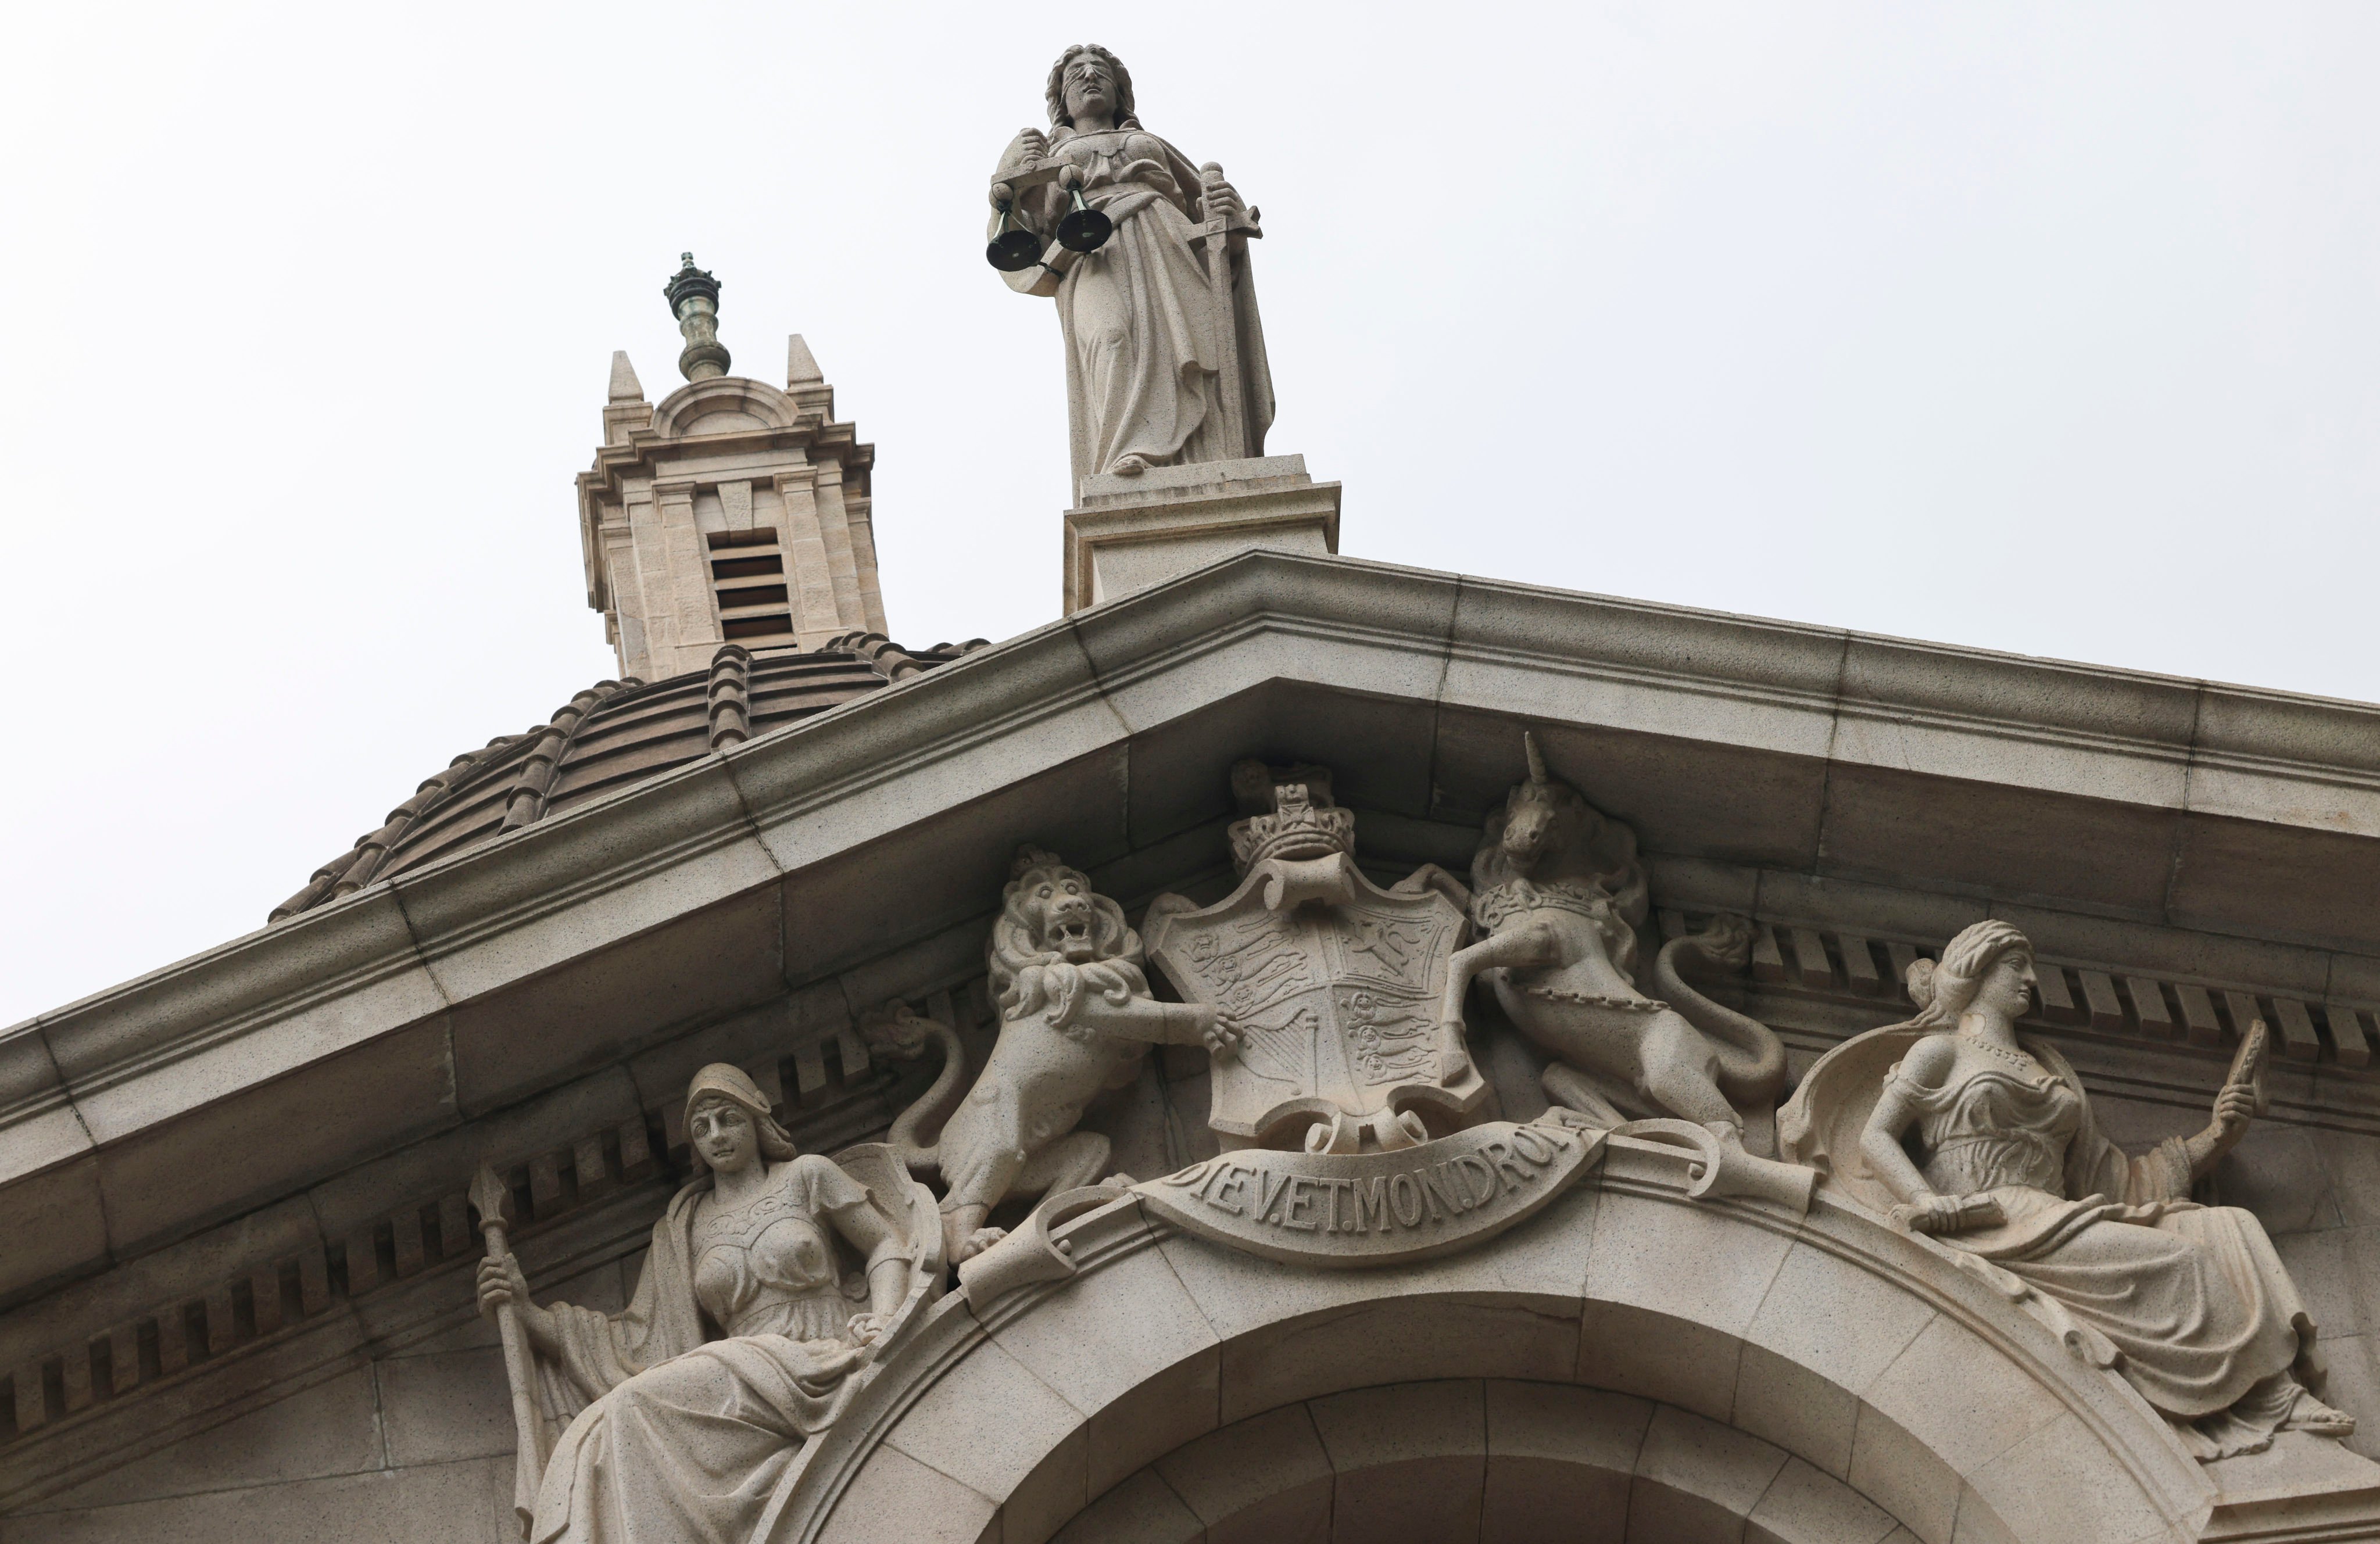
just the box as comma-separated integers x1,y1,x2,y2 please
1781,922,2355,1460
987,44,1275,489
473,1065,942,1543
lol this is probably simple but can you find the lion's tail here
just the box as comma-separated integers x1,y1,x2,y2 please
1652,918,1787,1104
860,1006,968,1177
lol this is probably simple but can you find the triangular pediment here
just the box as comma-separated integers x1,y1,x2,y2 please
17,547,2380,1278
8,549,2380,1510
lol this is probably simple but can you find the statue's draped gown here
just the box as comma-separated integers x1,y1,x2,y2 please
1885,1046,2317,1456
1008,124,1275,489
527,1156,879,1544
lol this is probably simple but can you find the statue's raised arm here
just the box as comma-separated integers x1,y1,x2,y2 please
985,44,1274,489
1780,920,2353,1463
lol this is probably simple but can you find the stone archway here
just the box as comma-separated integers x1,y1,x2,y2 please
767,1137,2229,1544
1055,1379,1902,1544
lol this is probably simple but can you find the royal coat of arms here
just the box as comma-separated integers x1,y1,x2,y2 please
1145,763,1488,1150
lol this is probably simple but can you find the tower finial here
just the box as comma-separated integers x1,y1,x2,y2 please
663,253,730,382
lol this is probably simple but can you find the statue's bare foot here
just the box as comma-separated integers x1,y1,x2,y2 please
955,1226,1008,1263
2283,1389,2358,1436
1110,453,1150,477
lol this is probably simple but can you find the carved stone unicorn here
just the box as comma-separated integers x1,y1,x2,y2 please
1438,733,1788,1147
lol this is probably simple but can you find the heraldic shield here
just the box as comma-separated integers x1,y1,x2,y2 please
1146,848,1487,1147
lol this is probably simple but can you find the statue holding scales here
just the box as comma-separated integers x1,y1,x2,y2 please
986,44,1275,489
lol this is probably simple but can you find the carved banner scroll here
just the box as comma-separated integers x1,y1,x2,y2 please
1133,1115,1605,1267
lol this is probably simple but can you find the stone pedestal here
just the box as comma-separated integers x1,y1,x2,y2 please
1062,454,1340,614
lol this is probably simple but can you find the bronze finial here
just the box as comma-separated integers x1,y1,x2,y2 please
663,253,730,381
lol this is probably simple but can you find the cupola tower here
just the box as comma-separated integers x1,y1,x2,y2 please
576,255,888,682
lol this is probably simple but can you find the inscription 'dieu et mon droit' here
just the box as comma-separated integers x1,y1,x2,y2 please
1131,1113,1605,1267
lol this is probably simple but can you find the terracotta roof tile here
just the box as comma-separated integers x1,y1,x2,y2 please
267,635,984,923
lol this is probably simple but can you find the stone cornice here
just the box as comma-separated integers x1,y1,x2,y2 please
11,550,2380,1302
575,418,872,507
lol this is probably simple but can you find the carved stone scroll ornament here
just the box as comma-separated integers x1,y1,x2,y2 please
469,1064,943,1543
1445,732,1789,1151
1134,1112,1606,1267
953,1183,1132,1306
1779,920,2356,1463
1144,761,1487,1152
864,847,1239,1267
986,44,1274,483
1605,1117,1816,1215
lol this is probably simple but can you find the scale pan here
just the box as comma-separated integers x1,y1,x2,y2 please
1056,206,1113,253
985,228,1041,271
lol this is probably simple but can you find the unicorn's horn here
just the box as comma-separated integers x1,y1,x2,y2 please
1523,730,1549,786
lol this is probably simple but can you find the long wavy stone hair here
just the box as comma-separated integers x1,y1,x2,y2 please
1903,920,2032,1031
1046,44,1141,129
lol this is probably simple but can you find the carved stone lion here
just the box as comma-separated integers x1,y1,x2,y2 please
867,846,1237,1264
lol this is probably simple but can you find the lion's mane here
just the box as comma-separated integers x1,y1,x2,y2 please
987,847,1151,1035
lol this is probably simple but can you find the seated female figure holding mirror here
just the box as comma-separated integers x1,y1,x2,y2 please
1781,920,2353,1459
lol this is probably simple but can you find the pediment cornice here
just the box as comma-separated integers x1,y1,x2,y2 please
9,549,2380,1314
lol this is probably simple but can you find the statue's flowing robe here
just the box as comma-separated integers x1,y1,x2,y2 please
1783,1030,2324,1459
1003,124,1275,490
522,1172,873,1544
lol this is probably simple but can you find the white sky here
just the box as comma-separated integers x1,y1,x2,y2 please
3,3,2376,1027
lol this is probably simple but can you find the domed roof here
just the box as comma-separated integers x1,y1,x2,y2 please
270,632,982,923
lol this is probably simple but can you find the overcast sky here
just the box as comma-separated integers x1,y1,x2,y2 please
3,3,2376,1026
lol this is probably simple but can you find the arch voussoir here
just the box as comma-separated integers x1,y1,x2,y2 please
788,1167,2221,1544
